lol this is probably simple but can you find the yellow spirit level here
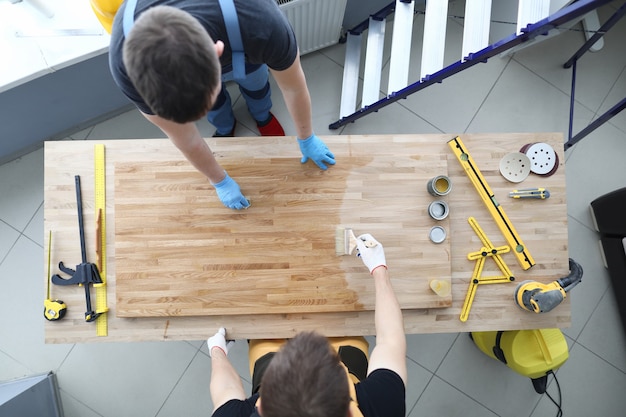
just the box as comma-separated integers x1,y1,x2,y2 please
448,136,535,270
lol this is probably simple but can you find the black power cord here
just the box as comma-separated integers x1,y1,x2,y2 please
544,370,564,417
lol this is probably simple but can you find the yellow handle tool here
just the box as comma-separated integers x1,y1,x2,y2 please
515,259,583,313
460,217,515,322
94,144,109,336
44,230,67,321
509,188,550,199
448,136,535,270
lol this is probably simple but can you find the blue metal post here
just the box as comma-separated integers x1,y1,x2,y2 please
564,2,626,149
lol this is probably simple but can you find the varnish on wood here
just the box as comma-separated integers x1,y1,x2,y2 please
114,138,452,317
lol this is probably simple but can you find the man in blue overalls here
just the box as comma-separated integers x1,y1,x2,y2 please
109,0,335,209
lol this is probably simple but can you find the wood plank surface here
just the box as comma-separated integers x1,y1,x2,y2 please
43,133,570,343
114,145,452,317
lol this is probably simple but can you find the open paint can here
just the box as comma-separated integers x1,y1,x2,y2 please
428,200,449,220
427,175,452,196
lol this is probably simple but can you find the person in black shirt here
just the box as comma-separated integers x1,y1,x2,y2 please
207,234,407,417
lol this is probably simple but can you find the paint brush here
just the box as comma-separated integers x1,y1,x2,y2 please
335,227,377,256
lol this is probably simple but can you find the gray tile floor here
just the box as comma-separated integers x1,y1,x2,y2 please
2,3,626,416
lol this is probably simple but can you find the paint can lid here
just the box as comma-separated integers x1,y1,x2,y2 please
429,226,447,244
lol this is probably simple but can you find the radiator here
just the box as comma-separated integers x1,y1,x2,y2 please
277,0,348,55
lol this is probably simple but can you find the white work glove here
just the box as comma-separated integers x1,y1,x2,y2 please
355,234,386,273
207,327,235,357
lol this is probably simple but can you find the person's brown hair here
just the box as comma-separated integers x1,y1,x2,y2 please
260,332,351,417
122,6,221,123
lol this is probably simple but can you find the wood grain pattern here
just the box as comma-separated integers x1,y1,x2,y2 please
114,145,452,316
43,133,570,343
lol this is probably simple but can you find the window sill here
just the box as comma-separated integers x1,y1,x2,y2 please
0,0,110,93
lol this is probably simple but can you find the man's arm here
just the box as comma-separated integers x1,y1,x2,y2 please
210,348,246,410
143,113,226,183
207,328,246,410
269,53,312,140
369,267,407,385
143,113,249,209
354,235,407,386
270,55,335,171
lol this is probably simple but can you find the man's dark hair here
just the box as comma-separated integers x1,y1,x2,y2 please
260,332,351,417
123,6,221,123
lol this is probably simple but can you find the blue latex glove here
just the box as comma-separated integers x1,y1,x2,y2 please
297,134,336,170
211,172,250,210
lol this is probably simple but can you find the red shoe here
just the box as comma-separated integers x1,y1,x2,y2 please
257,113,285,136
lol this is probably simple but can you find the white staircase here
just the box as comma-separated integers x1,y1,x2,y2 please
462,0,492,61
387,0,415,93
334,0,608,128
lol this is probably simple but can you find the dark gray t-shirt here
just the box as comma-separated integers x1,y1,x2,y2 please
109,0,298,114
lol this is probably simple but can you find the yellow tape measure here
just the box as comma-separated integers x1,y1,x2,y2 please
45,230,67,321
448,136,535,270
94,144,108,336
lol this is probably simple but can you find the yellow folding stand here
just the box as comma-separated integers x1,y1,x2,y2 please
460,217,515,322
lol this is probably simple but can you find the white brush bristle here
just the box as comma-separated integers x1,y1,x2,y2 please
335,227,357,256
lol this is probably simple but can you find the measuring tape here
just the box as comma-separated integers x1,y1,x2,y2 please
448,136,535,270
94,144,108,336
44,230,67,321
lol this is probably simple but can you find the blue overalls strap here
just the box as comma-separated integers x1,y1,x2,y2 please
123,0,138,37
122,0,246,80
218,0,246,81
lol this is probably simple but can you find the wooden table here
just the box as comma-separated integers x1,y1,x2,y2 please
44,133,570,343
113,141,452,317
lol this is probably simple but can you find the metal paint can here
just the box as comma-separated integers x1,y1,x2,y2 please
428,200,449,220
427,175,451,196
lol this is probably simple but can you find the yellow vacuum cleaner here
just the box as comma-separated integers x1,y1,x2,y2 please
469,328,569,394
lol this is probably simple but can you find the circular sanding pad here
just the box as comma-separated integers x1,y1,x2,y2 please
522,142,558,176
499,152,531,183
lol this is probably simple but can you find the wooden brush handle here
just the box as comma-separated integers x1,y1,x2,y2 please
348,230,377,254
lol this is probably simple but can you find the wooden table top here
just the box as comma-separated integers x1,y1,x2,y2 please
44,133,570,343
113,140,452,317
